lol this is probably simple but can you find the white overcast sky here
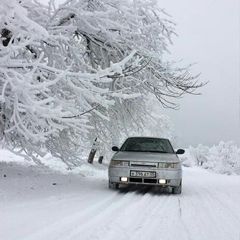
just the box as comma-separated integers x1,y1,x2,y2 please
38,0,239,147
159,0,240,147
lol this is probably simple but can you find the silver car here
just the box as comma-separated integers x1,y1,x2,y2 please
108,137,185,194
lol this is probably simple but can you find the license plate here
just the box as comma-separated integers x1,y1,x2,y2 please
130,171,156,178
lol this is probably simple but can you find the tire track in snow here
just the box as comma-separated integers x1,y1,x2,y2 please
62,186,162,240
88,187,201,240
177,197,193,240
127,193,173,240
29,186,172,240
203,187,240,223
195,186,240,240
24,188,143,240
129,194,193,240
89,188,173,240
181,185,240,240
23,191,124,240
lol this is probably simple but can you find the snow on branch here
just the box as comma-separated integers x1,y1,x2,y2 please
0,0,205,165
0,1,144,155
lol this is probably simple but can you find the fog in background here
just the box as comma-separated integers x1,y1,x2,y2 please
160,0,239,147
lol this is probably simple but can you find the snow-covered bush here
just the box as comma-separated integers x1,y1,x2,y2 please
186,141,240,175
188,144,210,166
206,141,240,175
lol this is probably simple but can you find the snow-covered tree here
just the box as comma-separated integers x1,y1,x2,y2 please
0,0,204,165
186,141,240,175
189,144,210,166
207,141,240,175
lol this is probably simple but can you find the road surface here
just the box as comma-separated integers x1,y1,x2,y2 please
1,163,240,240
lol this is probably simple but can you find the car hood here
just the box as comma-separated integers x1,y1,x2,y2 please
112,151,179,162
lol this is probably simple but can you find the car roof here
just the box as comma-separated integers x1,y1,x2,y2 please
126,136,169,141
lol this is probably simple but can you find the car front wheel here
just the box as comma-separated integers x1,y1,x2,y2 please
172,181,182,194
109,181,119,189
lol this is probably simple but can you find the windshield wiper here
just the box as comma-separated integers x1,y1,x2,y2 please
123,150,169,153
146,150,168,153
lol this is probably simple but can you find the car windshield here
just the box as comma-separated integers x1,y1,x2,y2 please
120,137,175,153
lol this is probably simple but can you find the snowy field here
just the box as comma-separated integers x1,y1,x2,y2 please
0,149,240,240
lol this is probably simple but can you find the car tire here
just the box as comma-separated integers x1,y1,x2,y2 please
109,181,119,189
172,181,182,194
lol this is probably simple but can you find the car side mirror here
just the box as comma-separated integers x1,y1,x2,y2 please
112,146,119,151
176,149,185,155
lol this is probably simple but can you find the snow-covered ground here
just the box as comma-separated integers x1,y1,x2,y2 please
0,149,240,240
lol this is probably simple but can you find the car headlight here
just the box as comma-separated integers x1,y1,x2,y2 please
110,160,129,167
158,163,181,169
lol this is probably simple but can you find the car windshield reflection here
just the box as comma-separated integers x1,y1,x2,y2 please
120,137,175,154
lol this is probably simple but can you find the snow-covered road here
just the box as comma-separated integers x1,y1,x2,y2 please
1,160,240,240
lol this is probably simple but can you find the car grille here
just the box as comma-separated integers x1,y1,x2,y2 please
129,178,158,184
130,162,157,167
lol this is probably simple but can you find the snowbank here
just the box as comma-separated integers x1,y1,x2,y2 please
0,147,107,178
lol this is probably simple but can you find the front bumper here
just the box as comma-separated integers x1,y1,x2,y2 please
108,166,182,187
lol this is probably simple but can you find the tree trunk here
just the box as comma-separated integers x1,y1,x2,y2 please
98,156,103,164
87,149,97,164
87,138,98,164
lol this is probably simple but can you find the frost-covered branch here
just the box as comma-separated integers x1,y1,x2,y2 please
0,0,205,165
